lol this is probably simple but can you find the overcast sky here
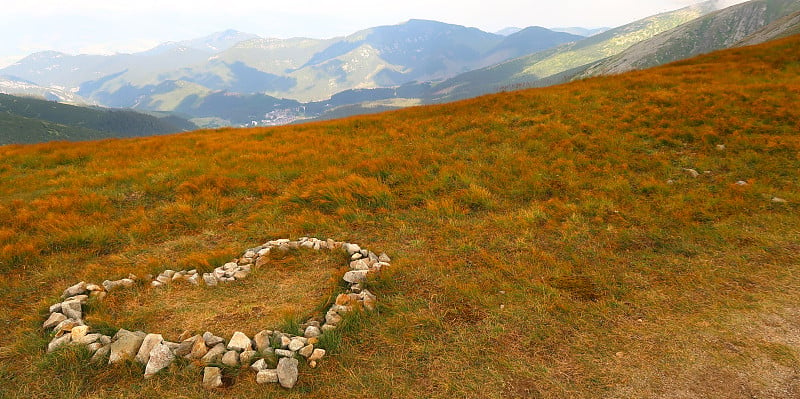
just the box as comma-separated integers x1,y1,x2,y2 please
0,0,729,68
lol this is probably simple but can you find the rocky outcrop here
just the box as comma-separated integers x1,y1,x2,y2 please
42,237,390,389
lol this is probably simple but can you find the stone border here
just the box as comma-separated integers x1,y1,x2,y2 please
42,237,389,389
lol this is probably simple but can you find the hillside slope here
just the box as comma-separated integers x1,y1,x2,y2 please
0,34,798,398
427,0,739,102
581,0,800,77
0,93,197,145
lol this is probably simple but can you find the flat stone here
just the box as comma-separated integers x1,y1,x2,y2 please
227,331,251,352
280,335,291,348
202,367,223,389
54,319,81,337
256,369,279,384
288,338,305,352
772,197,788,203
349,259,370,270
253,330,271,352
109,330,145,364
48,303,62,313
303,326,321,338
250,358,267,372
47,334,71,353
78,333,102,345
135,333,163,364
202,273,218,286
62,281,87,298
274,349,294,358
144,343,175,378
203,331,224,347
684,168,700,178
221,350,239,367
200,343,226,364
61,300,82,321
43,312,67,329
343,270,369,283
277,357,299,389
378,253,391,263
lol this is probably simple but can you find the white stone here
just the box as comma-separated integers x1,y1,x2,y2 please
343,270,369,283
43,312,67,329
135,333,163,364
277,357,299,389
227,331,252,352
256,369,279,384
144,343,175,378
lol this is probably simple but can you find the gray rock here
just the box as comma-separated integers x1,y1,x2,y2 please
227,331,251,352
772,197,788,203
109,331,145,364
201,343,226,364
684,168,700,178
378,253,391,263
119,278,135,287
279,335,291,349
736,181,748,186
99,335,112,345
174,336,197,357
61,301,82,321
321,324,337,332
277,357,299,389
47,334,71,352
78,333,102,345
221,350,239,367
48,303,62,313
256,369,279,384
343,243,361,256
144,343,175,378
303,326,321,338
202,367,223,389
62,281,87,298
288,338,305,352
135,333,164,364
275,349,294,358
42,312,67,329
202,273,218,286
203,331,224,347
349,259,370,270
250,358,267,372
343,270,369,283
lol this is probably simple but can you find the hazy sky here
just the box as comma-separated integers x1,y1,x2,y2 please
0,0,727,68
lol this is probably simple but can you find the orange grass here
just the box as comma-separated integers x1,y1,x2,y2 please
0,35,798,398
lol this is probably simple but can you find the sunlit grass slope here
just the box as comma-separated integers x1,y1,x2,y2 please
0,34,799,398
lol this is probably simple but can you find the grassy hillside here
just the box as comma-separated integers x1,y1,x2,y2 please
0,111,114,144
0,33,799,398
0,93,197,145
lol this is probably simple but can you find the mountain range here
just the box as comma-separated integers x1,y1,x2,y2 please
1,0,799,133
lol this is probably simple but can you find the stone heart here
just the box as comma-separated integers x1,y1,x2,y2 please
43,237,390,389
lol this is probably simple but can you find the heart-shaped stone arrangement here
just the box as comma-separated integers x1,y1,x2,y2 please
42,237,389,389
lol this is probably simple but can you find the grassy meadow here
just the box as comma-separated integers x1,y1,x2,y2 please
0,34,799,398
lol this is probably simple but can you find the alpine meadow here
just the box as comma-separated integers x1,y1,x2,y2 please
1,32,799,399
